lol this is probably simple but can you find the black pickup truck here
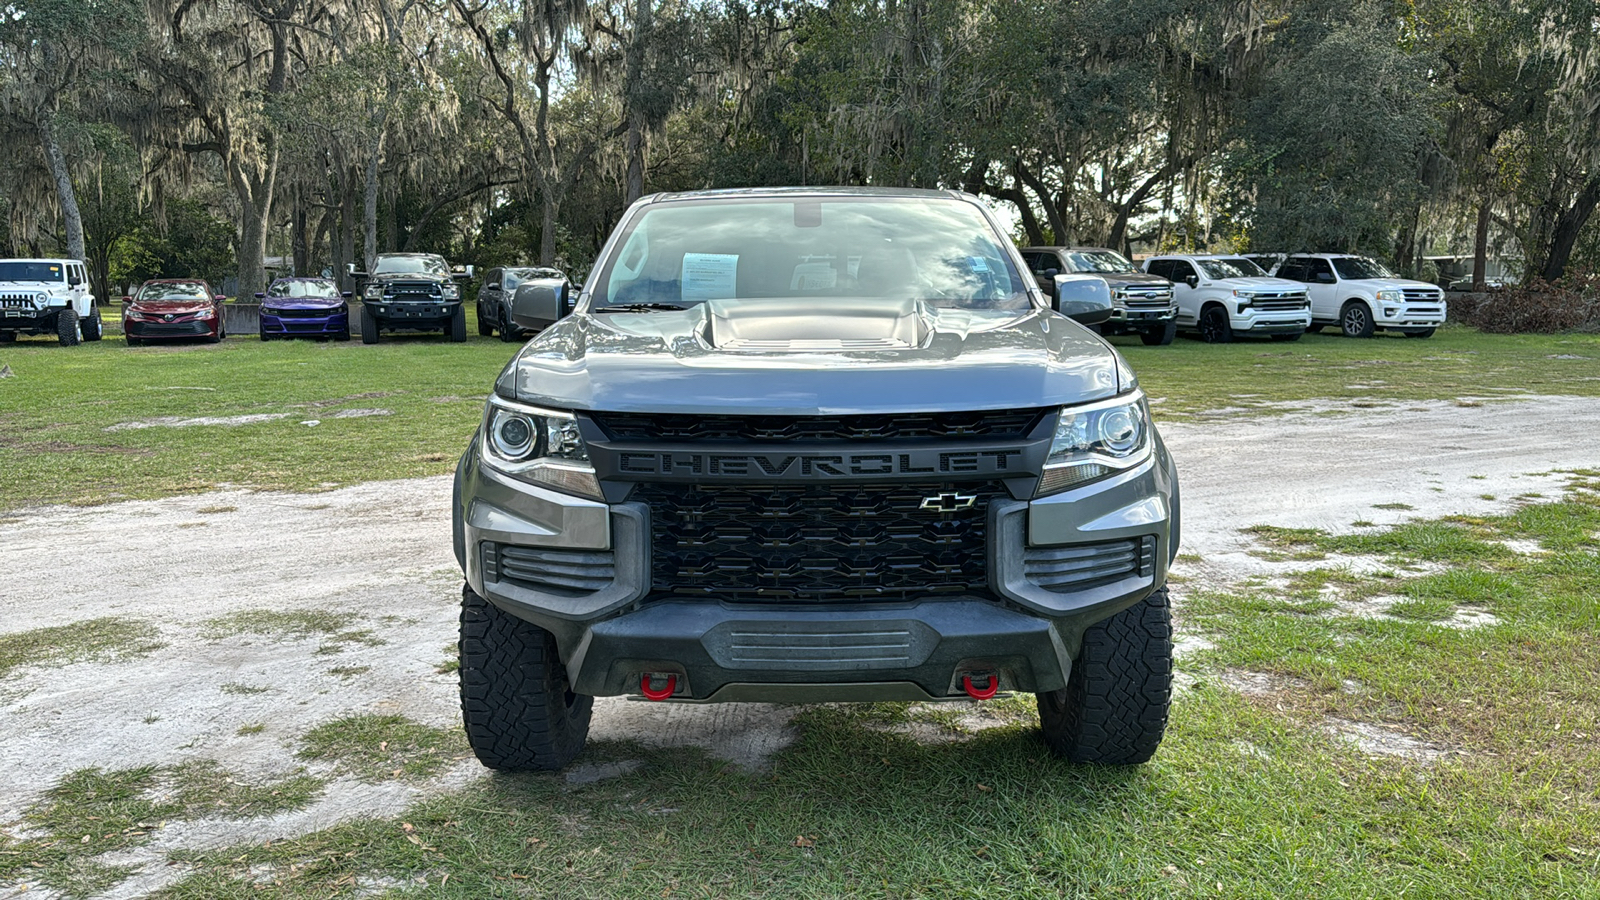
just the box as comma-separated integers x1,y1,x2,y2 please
349,253,473,344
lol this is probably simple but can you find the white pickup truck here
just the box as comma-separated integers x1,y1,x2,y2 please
1142,254,1311,343
1271,254,1446,338
0,258,100,346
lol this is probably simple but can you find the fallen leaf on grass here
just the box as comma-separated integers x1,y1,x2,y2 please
977,783,992,792
793,835,816,848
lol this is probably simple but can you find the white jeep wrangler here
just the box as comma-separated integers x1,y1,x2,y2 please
1272,254,1446,338
1142,254,1311,343
0,258,101,346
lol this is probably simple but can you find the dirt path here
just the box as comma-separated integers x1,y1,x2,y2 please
2,394,1597,897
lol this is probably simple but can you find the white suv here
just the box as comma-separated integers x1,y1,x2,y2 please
1142,254,1311,343
0,258,100,345
1272,254,1446,338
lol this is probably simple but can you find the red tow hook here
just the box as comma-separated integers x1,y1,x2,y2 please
961,673,999,700
640,673,677,701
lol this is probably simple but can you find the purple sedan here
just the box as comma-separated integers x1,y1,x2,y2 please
257,277,352,341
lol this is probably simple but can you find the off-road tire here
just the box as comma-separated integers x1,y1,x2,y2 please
459,584,591,771
1404,328,1436,339
1140,320,1177,346
449,305,467,342
1270,331,1302,342
361,305,379,344
81,303,103,341
477,304,493,336
1340,301,1375,338
1197,306,1232,344
499,303,521,343
1037,585,1172,765
56,307,81,346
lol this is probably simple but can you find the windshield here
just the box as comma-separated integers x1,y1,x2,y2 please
0,262,65,282
1059,250,1136,275
505,267,563,289
1196,258,1259,280
267,279,340,299
137,282,207,301
1209,256,1260,273
592,196,1030,311
373,256,449,276
1332,257,1397,280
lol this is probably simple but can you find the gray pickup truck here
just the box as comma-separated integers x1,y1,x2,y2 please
1020,246,1178,345
452,187,1180,771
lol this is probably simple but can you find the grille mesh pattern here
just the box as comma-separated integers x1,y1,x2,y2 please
593,410,1045,443
637,482,1004,602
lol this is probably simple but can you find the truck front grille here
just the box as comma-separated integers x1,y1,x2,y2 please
1403,288,1444,302
1117,287,1174,309
637,481,1004,602
385,281,441,300
593,409,1046,443
1024,536,1155,592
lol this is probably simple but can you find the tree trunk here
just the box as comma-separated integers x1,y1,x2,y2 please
237,197,271,299
363,129,385,270
1540,175,1600,282
292,195,309,277
38,114,86,262
1015,162,1065,245
540,192,558,265
1472,200,1491,288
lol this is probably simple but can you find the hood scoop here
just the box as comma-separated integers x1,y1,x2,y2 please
705,296,928,352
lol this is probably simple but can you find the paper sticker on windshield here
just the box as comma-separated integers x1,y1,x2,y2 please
968,256,989,273
682,253,738,301
790,262,836,290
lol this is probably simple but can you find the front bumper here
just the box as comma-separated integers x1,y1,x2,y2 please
1234,312,1311,333
0,307,56,330
261,309,349,336
364,300,460,327
1375,304,1447,329
453,434,1179,701
1108,305,1177,324
125,318,218,339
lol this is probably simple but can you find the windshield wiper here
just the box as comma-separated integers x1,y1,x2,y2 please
594,302,688,313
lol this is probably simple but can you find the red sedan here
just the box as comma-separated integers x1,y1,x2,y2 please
123,279,227,346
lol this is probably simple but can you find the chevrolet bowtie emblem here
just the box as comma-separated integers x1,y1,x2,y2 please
920,492,977,512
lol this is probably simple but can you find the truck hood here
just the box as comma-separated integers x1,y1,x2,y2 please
500,297,1127,414
1342,277,1441,292
1214,276,1305,291
1089,272,1170,289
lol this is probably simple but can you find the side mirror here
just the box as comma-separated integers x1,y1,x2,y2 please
215,295,227,303
346,263,357,276
1043,267,1060,278
121,295,132,304
510,279,570,332
253,292,266,299
1184,275,1199,289
341,291,353,299
1052,274,1113,326
452,265,475,281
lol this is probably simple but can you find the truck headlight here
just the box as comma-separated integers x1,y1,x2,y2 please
479,396,601,499
442,285,460,300
364,284,383,299
1376,290,1404,302
1037,391,1152,496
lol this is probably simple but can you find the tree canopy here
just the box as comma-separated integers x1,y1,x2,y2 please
2,0,1597,295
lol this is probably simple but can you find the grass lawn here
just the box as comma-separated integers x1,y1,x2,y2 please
3,321,1600,897
3,320,1599,511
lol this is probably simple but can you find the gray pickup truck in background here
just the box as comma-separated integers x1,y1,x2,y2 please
452,187,1180,772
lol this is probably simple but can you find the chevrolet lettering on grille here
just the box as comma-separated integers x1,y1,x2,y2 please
614,449,1023,478
920,492,977,512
